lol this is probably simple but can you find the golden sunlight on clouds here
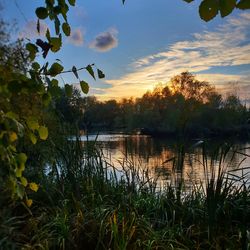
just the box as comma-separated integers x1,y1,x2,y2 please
196,73,250,96
97,13,250,101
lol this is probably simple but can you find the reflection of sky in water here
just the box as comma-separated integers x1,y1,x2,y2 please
81,134,250,189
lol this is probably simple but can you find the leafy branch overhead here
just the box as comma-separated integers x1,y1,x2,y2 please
197,0,250,21
32,1,105,96
0,0,106,204
62,64,104,97
123,0,250,21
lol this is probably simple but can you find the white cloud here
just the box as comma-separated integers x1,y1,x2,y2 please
89,28,118,52
100,13,250,100
68,28,84,46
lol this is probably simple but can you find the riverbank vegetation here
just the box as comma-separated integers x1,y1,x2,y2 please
1,135,250,249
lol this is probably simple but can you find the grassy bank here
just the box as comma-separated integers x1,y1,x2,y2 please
0,138,249,249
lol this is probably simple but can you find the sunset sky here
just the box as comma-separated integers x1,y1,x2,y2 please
3,0,250,102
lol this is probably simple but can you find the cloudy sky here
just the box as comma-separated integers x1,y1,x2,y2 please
2,0,250,102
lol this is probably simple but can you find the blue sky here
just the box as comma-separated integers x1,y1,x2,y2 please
2,0,250,102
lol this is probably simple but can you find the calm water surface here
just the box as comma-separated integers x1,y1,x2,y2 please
82,134,250,189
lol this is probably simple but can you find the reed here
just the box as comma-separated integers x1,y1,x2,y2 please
0,135,249,249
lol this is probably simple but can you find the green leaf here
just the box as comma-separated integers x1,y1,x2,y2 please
42,93,52,106
72,66,79,79
237,0,250,9
68,0,76,6
19,164,25,172
80,81,89,94
54,16,60,35
48,62,64,76
46,28,51,40
97,69,105,79
18,153,27,164
35,7,48,19
219,0,236,17
20,177,28,187
26,43,38,61
60,3,69,21
51,79,59,86
38,126,48,140
37,19,40,33
27,117,39,130
62,22,71,36
50,36,62,52
32,62,40,71
46,0,55,6
16,184,25,198
49,85,61,97
6,112,19,120
199,0,219,22
8,80,22,93
86,65,96,80
65,84,73,97
53,5,61,14
15,168,22,178
29,132,37,145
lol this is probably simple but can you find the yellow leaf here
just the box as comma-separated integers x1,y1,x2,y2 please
26,199,33,207
15,168,22,178
29,132,37,144
29,182,39,192
20,163,25,171
38,126,48,140
20,177,28,187
18,153,27,164
27,117,39,130
9,132,17,142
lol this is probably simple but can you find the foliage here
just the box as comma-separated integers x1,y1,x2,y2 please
80,72,249,139
0,19,45,202
169,72,215,103
186,0,250,21
0,0,106,203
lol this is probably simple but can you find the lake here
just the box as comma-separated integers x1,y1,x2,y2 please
81,133,250,189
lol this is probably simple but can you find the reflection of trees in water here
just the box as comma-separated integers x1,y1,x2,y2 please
92,136,250,188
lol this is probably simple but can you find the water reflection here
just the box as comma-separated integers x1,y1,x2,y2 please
81,134,250,188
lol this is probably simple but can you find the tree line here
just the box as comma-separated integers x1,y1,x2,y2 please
59,72,250,138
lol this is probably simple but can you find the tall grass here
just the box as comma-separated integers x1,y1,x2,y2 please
0,135,249,249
